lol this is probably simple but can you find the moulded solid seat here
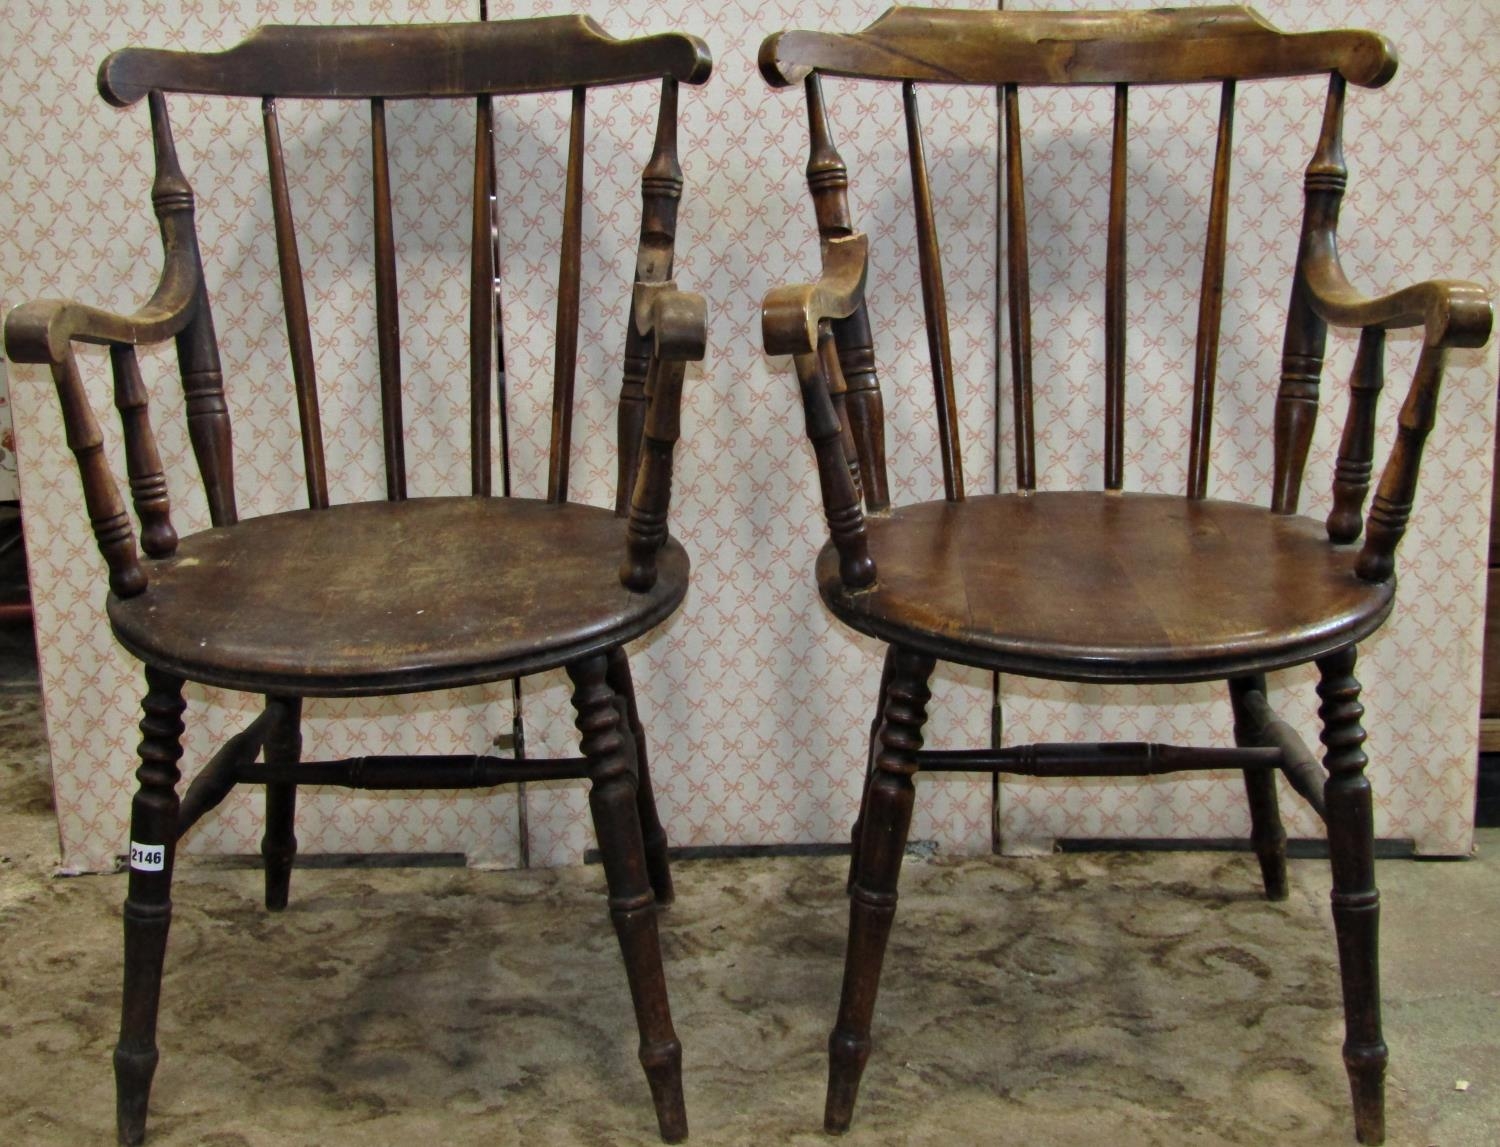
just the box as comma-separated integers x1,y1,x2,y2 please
108,497,690,697
817,492,1394,684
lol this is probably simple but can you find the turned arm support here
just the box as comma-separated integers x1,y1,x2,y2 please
620,281,705,592
1302,249,1493,581
762,233,875,589
3,259,200,600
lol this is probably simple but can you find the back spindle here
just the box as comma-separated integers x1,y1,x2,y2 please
618,78,683,516
1187,80,1237,499
1002,84,1036,491
903,81,963,502
1104,84,1128,491
1327,326,1385,543
111,344,177,558
805,75,890,511
263,97,329,510
1273,74,1345,514
370,97,407,501
547,86,587,504
469,95,496,496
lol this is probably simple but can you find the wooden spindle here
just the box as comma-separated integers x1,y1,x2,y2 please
1003,85,1036,491
806,75,890,511
903,81,963,502
263,97,328,510
819,324,863,500
1273,75,1344,514
111,345,177,558
470,96,496,497
1104,84,1128,491
1357,344,1446,582
618,79,682,516
622,357,685,592
150,93,236,525
53,351,146,598
548,86,586,505
796,343,874,588
371,98,406,501
1187,80,1236,500
1327,327,1385,543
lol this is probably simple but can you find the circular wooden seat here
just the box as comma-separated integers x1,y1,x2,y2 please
818,491,1394,683
109,496,689,697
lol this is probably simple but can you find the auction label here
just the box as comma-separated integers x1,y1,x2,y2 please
129,841,165,872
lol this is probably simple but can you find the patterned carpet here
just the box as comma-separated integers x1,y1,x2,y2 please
1,690,1495,1145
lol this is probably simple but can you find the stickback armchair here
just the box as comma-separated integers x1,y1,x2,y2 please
4,15,710,1144
758,6,1491,1144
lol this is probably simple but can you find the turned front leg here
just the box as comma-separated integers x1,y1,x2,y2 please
115,667,186,1146
568,653,686,1142
1316,645,1387,1145
826,646,935,1133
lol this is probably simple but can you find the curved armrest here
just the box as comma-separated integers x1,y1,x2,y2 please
1302,243,1492,348
762,232,868,356
4,249,200,364
634,281,707,362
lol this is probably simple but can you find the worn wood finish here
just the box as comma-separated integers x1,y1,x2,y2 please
263,98,328,511
370,98,407,501
818,493,1394,683
99,16,712,105
1230,674,1288,901
6,18,711,1144
804,76,891,512
568,655,687,1142
759,6,1397,89
1002,84,1035,489
548,86,588,504
903,81,962,501
1187,80,1236,499
1317,646,1387,1145
110,345,177,559
1104,84,1128,489
468,96,495,497
760,8,1490,1141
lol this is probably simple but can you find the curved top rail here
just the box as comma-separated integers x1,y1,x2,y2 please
100,15,713,107
760,6,1395,90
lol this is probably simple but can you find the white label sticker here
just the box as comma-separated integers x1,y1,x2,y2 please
129,841,165,872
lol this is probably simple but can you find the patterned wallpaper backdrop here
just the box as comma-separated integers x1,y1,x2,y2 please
0,0,1495,872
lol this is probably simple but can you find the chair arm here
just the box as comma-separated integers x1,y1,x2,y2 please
4,249,200,364
634,281,707,363
1302,244,1491,350
621,281,704,592
1300,252,1495,581
761,232,868,356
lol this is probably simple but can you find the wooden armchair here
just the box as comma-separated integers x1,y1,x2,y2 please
3,16,710,1144
759,7,1491,1144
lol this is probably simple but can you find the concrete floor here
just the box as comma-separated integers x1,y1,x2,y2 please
1,672,1496,1145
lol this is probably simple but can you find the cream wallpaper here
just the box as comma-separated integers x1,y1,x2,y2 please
0,0,1494,872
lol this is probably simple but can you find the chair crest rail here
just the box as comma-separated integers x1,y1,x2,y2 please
759,5,1396,90
99,16,712,105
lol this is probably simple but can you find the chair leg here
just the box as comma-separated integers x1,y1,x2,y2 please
847,646,896,893
606,647,674,906
568,654,687,1143
1316,646,1387,1145
826,646,935,1134
260,696,301,912
1229,675,1288,901
115,667,186,1147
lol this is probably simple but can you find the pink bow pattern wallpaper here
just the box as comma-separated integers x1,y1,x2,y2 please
0,0,1495,872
